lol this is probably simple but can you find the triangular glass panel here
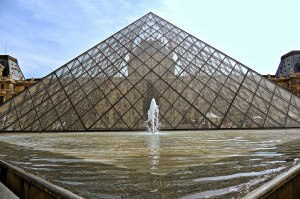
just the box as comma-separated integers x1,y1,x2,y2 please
19,108,39,129
177,106,200,128
226,106,246,128
25,120,43,131
5,121,21,131
39,108,59,129
286,117,300,127
198,117,217,129
220,117,238,128
288,105,300,123
90,117,108,130
82,108,100,129
264,117,281,128
205,107,224,127
68,119,85,131
247,106,265,127
59,108,82,130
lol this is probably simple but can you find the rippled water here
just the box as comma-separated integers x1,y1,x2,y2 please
0,129,299,198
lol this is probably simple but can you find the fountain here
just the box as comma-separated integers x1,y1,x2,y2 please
146,98,159,133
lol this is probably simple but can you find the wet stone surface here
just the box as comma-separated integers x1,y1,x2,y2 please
0,129,299,198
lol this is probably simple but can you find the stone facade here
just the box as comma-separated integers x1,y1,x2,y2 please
264,72,300,97
0,63,37,104
265,51,300,97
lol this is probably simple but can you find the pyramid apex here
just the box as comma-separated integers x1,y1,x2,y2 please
145,12,158,17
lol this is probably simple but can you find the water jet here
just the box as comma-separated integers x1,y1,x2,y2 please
146,98,159,134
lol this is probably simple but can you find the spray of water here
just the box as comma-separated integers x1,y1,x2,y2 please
146,98,159,133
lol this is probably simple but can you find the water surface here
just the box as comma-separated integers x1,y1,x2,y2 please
0,129,299,198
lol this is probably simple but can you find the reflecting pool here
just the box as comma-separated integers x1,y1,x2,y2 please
0,129,299,198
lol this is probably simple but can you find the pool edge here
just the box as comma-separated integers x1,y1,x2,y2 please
0,159,84,199
243,163,300,199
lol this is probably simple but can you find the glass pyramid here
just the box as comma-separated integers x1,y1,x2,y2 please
0,12,299,131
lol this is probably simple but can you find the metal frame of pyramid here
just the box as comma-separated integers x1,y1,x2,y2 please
0,12,299,131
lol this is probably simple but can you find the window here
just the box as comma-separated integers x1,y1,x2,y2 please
295,63,300,72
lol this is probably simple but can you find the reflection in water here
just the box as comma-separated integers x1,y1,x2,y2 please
149,134,160,173
193,167,285,182
0,129,299,198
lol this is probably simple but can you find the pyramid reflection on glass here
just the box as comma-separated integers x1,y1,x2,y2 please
0,12,299,131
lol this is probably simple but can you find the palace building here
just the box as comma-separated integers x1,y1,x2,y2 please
264,51,300,96
0,55,38,104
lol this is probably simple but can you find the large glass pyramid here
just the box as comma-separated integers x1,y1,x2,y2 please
0,12,299,131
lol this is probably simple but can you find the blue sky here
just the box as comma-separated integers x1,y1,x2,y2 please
0,0,299,78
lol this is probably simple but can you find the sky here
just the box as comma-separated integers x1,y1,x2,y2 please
0,0,299,78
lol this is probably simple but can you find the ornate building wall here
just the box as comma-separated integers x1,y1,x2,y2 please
264,73,300,97
0,62,37,104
